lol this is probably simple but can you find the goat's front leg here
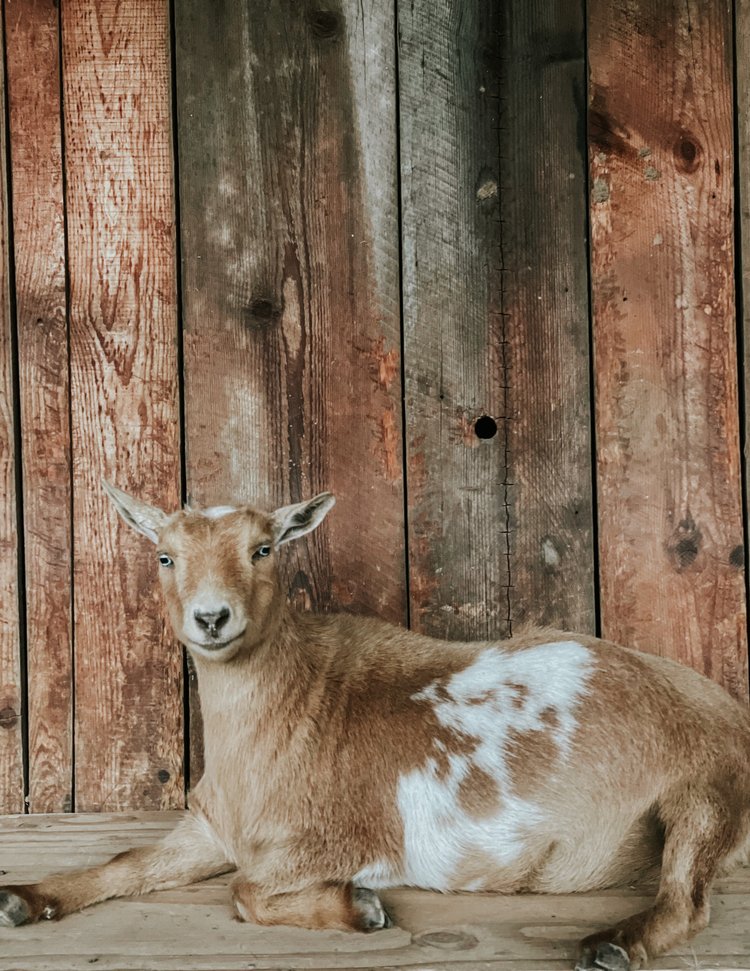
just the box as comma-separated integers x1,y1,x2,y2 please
232,879,392,932
0,812,232,926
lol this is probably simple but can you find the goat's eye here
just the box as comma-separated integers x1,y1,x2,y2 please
158,554,174,568
253,545,271,561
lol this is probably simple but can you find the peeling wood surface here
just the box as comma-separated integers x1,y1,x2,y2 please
499,1,595,633
61,0,184,809
174,0,406,779
588,0,748,699
6,0,73,814
399,0,511,640
0,812,749,970
0,11,23,816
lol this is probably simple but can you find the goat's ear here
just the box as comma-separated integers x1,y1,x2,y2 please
271,492,336,547
102,480,168,544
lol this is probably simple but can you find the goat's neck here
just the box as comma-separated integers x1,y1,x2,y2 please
189,606,321,770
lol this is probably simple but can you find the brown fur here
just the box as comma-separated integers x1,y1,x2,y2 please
3,487,749,971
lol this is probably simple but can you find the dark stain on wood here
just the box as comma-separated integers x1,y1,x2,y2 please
730,545,744,569
665,517,702,573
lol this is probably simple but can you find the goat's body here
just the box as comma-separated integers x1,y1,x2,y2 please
4,490,750,970
188,614,750,900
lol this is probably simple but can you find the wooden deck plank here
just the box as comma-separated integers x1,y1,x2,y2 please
0,813,748,970
5,0,73,814
60,0,183,810
0,7,24,816
587,0,748,698
174,0,406,780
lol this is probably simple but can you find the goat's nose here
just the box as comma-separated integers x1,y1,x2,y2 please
193,607,231,637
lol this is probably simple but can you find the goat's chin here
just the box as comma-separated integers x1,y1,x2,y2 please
183,632,246,663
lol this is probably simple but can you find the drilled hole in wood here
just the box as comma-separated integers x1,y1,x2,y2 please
474,415,497,439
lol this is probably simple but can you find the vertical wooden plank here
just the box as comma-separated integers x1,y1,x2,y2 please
399,0,510,640
62,0,184,809
737,0,750,672
399,1,595,639
0,8,24,815
589,0,748,698
501,2,595,633
175,1,406,779
6,0,73,813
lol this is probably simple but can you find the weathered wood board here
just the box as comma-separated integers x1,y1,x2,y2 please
60,0,184,810
499,1,595,634
0,10,24,816
399,0,595,640
0,812,749,970
174,0,406,781
588,0,748,698
5,0,73,814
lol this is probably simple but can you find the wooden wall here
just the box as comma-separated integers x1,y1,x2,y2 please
0,0,747,813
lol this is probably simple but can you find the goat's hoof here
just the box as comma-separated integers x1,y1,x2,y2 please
575,942,631,971
0,890,33,927
353,887,392,931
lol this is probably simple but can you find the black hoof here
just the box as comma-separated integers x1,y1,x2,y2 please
0,890,32,928
575,942,631,971
353,887,392,931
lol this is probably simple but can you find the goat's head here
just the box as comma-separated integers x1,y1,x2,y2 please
103,481,335,662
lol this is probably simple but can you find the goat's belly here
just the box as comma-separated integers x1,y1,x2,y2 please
353,798,663,894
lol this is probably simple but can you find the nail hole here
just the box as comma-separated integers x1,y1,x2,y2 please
474,415,498,439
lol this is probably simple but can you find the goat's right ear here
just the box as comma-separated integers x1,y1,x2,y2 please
102,480,168,544
271,492,336,546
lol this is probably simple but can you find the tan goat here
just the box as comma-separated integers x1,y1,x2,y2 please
1,483,749,971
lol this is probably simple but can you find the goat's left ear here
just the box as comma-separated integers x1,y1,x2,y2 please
102,479,169,544
271,492,336,547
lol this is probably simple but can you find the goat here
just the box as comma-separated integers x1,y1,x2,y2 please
1,483,749,971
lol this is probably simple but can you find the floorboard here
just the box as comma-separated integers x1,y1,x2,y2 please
0,812,748,970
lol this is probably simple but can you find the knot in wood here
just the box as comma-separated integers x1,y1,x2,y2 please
665,517,702,573
0,706,18,730
308,9,341,38
415,930,479,951
674,133,702,174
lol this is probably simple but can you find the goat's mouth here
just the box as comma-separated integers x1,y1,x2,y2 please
189,630,246,652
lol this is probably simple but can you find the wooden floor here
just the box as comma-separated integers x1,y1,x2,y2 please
0,812,749,970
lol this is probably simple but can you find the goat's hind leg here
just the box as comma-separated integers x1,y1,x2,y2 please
232,879,392,932
576,784,746,971
0,812,232,926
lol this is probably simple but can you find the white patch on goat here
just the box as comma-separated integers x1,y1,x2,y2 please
397,640,594,890
203,506,237,520
352,858,401,889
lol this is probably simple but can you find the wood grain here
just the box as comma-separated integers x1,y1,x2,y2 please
500,2,595,633
0,813,748,971
0,9,24,816
399,0,511,640
175,0,406,780
61,0,184,809
588,0,748,698
738,0,750,640
5,0,73,813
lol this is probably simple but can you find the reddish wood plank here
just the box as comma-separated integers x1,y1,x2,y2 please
6,0,73,813
175,0,406,780
0,8,24,815
588,0,748,698
61,0,184,809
